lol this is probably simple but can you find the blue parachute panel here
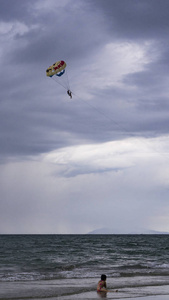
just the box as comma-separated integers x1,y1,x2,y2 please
56,70,65,77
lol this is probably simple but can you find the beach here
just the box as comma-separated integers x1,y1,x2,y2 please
1,279,169,300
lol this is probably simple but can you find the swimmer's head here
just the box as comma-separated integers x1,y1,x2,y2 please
101,274,107,281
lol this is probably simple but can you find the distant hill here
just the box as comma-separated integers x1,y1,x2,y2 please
87,227,169,234
88,228,115,234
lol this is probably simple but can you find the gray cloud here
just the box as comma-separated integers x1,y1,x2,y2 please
91,0,169,40
1,0,169,233
0,0,35,22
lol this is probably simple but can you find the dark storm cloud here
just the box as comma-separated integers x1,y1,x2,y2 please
0,0,34,22
0,0,110,161
91,0,169,40
1,0,169,163
5,0,106,66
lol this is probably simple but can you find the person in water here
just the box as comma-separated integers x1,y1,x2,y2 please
97,274,108,292
67,90,72,98
97,274,118,293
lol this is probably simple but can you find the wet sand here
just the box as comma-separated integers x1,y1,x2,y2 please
27,295,169,300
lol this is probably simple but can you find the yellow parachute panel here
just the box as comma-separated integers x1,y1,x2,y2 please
46,60,66,77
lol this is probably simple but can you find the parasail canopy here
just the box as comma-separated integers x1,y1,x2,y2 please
46,60,67,77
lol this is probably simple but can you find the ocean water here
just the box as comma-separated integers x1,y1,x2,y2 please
0,234,169,300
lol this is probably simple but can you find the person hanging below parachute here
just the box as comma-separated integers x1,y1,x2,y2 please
67,89,72,99
46,60,72,98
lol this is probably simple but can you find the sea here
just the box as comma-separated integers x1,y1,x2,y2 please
0,234,169,300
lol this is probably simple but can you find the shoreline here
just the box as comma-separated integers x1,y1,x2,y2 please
22,294,169,300
1,280,169,300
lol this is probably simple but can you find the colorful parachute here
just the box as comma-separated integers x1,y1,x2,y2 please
46,60,67,77
46,60,71,96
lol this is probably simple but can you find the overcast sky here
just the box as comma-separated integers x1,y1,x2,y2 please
1,0,169,234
